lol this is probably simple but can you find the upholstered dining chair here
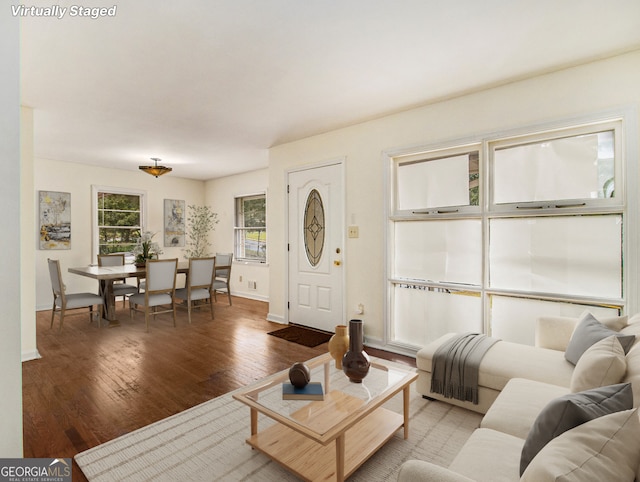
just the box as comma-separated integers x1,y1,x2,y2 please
174,257,216,323
129,258,178,332
48,258,105,331
213,252,233,305
97,253,138,307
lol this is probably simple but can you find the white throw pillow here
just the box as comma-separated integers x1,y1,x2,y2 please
521,408,640,482
570,336,626,392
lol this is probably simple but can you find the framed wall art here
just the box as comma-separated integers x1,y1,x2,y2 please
39,190,71,250
164,199,185,247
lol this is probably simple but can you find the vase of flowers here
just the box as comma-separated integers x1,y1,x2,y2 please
133,231,162,267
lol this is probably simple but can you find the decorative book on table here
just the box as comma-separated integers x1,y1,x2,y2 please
282,382,324,401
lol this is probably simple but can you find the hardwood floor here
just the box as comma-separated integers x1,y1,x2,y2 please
23,297,415,481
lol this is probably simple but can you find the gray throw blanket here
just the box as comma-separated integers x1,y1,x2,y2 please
430,333,499,404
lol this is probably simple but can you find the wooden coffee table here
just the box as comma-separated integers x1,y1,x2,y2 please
233,352,417,481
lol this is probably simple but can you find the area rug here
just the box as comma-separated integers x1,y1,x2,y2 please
75,370,482,481
267,324,332,347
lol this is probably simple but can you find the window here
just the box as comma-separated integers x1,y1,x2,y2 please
235,193,266,262
92,186,145,260
395,148,480,213
387,113,636,351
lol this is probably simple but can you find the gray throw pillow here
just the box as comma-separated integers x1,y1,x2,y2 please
564,312,635,365
519,382,633,476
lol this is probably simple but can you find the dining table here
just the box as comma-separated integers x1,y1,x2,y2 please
68,262,190,326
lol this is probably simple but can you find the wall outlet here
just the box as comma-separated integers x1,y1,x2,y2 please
348,225,359,238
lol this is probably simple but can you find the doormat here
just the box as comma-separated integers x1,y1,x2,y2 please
267,325,332,347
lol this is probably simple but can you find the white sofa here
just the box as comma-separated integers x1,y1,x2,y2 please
399,313,640,482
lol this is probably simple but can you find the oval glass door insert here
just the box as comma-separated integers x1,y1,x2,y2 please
304,189,325,266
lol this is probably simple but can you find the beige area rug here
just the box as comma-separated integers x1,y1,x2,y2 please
75,379,482,481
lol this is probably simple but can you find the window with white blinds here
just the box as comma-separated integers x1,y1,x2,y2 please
387,115,635,350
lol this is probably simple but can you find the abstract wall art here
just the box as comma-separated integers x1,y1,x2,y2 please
39,190,71,250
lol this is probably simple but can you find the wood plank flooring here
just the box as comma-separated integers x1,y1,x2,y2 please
22,297,415,481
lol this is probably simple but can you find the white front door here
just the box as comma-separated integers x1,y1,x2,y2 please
288,162,344,332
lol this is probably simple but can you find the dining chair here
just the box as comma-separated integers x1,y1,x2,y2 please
97,253,138,307
174,257,216,323
129,258,178,332
213,252,233,305
48,258,105,332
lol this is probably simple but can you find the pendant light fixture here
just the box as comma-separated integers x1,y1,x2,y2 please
139,157,172,178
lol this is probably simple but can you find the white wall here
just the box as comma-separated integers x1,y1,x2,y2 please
206,168,269,303
1,11,23,457
21,106,38,361
268,50,640,346
34,158,206,311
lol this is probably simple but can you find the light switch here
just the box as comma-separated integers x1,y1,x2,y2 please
348,226,359,238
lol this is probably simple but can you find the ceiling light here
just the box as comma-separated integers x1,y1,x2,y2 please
139,158,172,178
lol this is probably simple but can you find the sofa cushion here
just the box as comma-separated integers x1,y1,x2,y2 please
621,318,640,350
521,408,640,482
397,460,475,482
536,313,628,352
622,343,640,407
576,310,628,331
570,336,626,392
417,336,574,391
448,428,524,482
519,383,633,475
565,312,635,365
481,378,569,439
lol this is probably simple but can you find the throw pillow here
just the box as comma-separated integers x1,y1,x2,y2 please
564,312,635,365
577,310,628,331
519,383,633,476
521,408,640,482
570,336,626,392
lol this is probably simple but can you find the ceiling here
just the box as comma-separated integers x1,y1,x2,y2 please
20,0,640,181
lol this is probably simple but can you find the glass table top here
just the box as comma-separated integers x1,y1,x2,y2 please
233,352,417,438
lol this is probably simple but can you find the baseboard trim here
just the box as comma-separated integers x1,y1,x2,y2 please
22,350,42,362
231,291,268,302
266,313,285,324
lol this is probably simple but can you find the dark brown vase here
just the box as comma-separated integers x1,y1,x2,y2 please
342,319,370,383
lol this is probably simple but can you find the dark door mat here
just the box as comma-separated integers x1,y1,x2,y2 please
267,325,332,347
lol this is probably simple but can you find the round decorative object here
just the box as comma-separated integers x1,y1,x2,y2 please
342,319,370,383
328,325,349,369
289,362,311,388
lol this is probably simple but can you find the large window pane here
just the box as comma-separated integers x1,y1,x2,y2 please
490,296,620,345
393,285,481,347
396,152,479,210
489,215,622,298
394,220,481,285
493,131,615,204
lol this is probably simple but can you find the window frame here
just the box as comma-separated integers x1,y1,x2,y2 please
234,192,267,263
384,108,639,353
92,185,146,262
488,120,624,213
391,143,482,217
